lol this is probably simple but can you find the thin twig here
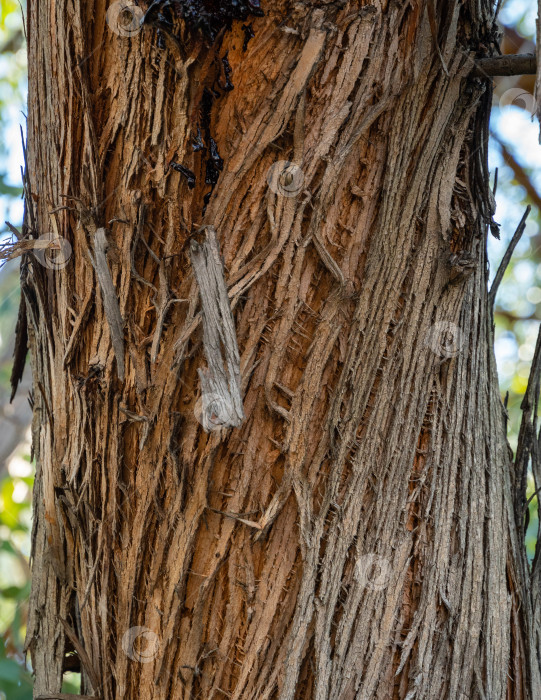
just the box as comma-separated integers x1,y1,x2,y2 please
514,324,541,537
489,206,531,308
525,485,541,510
4,221,22,240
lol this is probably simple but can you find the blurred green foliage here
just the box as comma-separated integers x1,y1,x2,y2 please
0,638,32,700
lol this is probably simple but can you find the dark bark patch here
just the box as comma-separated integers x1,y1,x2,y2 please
143,0,264,43
242,22,255,51
170,161,197,188
220,51,234,91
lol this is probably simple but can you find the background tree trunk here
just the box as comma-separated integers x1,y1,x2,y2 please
20,0,541,698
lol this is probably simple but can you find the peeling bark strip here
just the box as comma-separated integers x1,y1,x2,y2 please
189,226,244,431
90,228,125,381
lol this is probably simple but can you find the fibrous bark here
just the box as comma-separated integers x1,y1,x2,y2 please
20,0,540,698
189,226,244,432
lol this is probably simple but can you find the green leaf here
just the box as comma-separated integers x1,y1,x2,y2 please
0,583,29,600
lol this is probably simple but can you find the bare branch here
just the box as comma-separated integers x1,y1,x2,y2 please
489,206,530,308
515,322,541,537
473,54,536,77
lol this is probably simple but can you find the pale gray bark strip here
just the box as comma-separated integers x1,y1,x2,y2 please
91,228,125,381
190,226,244,432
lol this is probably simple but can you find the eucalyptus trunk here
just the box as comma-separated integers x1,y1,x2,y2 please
19,0,540,698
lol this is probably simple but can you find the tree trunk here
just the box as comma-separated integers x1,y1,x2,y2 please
20,0,541,698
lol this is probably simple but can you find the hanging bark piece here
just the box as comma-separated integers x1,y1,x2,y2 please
91,228,125,381
10,294,27,402
189,226,244,431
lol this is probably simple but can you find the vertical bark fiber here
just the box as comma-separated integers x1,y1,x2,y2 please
22,0,540,698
